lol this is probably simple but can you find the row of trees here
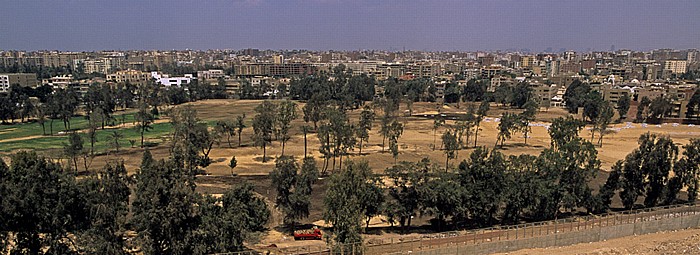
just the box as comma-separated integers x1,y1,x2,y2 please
0,150,269,254
313,116,700,245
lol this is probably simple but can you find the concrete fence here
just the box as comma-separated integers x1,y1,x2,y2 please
270,203,700,255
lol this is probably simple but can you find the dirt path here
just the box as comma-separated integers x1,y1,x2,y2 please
498,228,700,255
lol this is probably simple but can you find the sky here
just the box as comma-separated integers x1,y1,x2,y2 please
1,0,699,52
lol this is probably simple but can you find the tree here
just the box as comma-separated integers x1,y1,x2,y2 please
0,151,89,254
591,162,622,213
387,120,404,163
534,134,600,218
548,116,585,150
379,100,399,152
593,102,615,147
323,108,356,171
432,114,445,150
87,110,101,156
229,156,237,176
64,132,84,172
215,120,236,148
636,96,651,122
234,114,246,147
109,131,124,153
617,93,631,120
131,151,201,255
356,105,375,155
79,162,131,255
55,88,80,131
418,172,462,231
510,82,533,108
35,105,47,135
134,99,154,148
687,89,700,119
493,84,512,107
519,100,537,145
170,106,215,172
647,96,672,124
270,156,317,233
359,176,384,230
462,79,486,102
196,182,270,253
501,154,539,224
323,160,372,244
301,125,311,157
473,101,490,147
582,91,604,122
563,80,591,113
303,95,326,130
458,148,507,227
441,129,459,170
384,159,428,232
496,112,519,148
616,133,678,209
252,101,277,163
670,139,700,203
276,100,298,156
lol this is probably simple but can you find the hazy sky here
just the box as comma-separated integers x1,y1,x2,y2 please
1,0,699,52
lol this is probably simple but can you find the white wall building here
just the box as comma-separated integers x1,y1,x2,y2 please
151,72,193,87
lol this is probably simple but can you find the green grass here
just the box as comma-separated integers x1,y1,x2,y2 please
0,116,172,153
0,113,137,141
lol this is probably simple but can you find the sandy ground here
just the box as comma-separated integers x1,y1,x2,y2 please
86,99,699,175
5,99,700,251
497,228,700,255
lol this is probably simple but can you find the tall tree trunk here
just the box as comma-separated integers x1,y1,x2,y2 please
332,155,336,172
359,139,363,155
524,130,528,145
433,129,436,150
73,157,79,174
303,131,308,158
339,154,343,171
50,119,54,135
474,124,480,147
281,141,286,156
446,156,449,172
238,133,242,147
140,129,145,148
262,144,267,162
382,134,386,152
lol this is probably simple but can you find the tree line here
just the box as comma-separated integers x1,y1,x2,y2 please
0,150,269,254
306,117,700,246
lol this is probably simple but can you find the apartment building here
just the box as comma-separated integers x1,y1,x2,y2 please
42,75,75,89
664,60,688,74
106,70,151,86
197,69,225,80
0,73,38,93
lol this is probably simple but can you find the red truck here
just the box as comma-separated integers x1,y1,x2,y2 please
293,227,322,240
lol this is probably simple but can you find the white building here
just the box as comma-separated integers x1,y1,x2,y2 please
151,72,193,87
42,75,75,89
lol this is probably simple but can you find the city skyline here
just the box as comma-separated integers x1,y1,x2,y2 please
1,0,700,52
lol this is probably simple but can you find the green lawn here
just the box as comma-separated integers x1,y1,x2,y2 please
0,113,138,141
0,115,173,153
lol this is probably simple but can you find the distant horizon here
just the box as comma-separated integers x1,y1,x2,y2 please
2,0,700,52
1,47,698,54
